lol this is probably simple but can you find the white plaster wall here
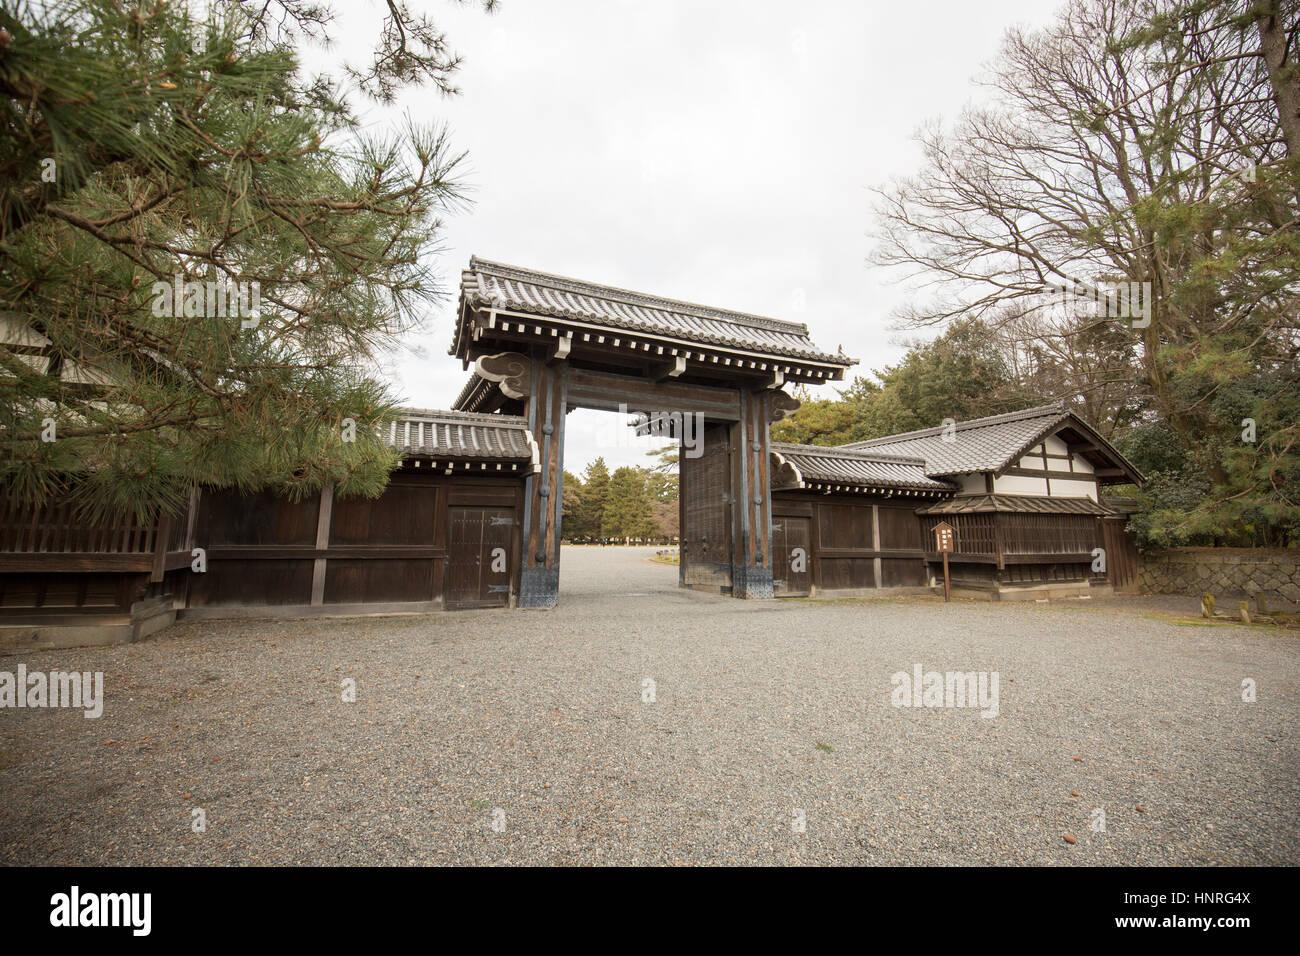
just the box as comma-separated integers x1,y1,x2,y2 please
993,474,1049,495
1069,454,1095,474
1048,478,1099,501
1043,434,1070,455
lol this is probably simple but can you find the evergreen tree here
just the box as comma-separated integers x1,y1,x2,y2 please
0,0,488,520
574,457,609,541
601,466,654,542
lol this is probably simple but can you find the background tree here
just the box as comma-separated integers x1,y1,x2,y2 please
774,318,1017,445
649,497,679,542
868,0,1298,547
568,457,609,541
601,466,655,542
560,468,583,540
0,0,491,521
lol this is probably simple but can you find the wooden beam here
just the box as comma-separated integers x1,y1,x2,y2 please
654,355,687,381
0,554,154,572
565,367,742,420
550,332,572,362
766,389,801,423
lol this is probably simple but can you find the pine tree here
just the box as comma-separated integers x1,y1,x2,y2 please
0,0,487,521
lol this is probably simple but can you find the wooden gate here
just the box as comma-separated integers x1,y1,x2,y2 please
680,423,733,590
446,506,515,609
1100,517,1139,590
771,516,811,597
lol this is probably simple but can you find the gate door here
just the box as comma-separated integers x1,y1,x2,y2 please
447,506,515,609
680,423,733,590
772,516,812,597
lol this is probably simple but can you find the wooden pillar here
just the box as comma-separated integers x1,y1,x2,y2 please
871,504,882,589
518,357,567,608
678,433,687,589
150,511,173,583
728,390,775,599
310,483,334,606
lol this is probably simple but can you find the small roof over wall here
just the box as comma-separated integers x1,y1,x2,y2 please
770,442,956,496
386,408,538,471
917,494,1115,516
839,401,1143,485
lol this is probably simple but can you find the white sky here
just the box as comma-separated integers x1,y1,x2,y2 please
309,0,1062,473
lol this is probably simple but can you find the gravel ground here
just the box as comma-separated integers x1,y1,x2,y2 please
1,545,1296,866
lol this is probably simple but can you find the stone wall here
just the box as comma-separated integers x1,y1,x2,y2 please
1139,548,1300,604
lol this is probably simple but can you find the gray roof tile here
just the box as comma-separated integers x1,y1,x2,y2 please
770,442,956,492
917,494,1115,516
386,408,535,462
841,402,1072,476
457,257,854,366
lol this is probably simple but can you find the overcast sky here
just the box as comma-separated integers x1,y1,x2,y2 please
313,0,1061,473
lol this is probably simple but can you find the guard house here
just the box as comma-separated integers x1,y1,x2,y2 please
767,402,1143,601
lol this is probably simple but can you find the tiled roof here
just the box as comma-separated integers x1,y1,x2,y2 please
456,257,854,366
917,494,1115,516
770,442,956,493
840,403,1070,475
840,401,1142,485
386,408,536,462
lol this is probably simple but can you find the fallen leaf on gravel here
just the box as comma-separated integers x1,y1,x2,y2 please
1071,791,1079,797
1062,835,1077,844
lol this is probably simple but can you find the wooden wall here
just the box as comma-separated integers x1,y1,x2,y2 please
770,491,930,595
185,471,524,614
0,494,191,620
917,511,1120,594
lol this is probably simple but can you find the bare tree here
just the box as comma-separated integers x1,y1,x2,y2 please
872,0,1298,491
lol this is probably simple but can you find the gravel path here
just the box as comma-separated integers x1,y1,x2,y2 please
2,546,1296,865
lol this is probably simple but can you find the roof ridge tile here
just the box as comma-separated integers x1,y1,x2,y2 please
468,256,812,337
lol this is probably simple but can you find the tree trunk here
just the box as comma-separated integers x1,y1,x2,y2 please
1256,2,1300,159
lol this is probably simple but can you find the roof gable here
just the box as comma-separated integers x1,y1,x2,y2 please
839,402,1142,485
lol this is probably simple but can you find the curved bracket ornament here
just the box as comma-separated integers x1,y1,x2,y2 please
769,450,803,490
767,389,801,423
475,352,532,401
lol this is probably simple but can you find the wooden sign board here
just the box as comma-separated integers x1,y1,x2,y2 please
933,521,955,554
931,521,955,602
